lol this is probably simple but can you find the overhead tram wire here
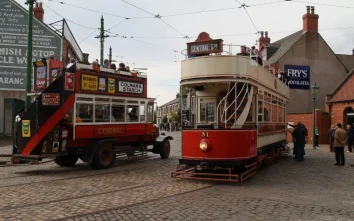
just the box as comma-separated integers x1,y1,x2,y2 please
120,0,189,39
292,0,354,9
46,0,153,19
234,0,258,33
43,3,98,29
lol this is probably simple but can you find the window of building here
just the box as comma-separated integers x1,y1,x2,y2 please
199,98,215,123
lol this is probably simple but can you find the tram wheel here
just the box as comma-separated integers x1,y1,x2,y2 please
90,144,114,169
160,139,170,159
54,155,78,167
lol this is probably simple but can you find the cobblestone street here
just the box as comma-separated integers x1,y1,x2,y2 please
0,131,353,221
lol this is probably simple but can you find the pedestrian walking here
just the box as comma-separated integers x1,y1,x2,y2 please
333,123,347,166
292,122,307,162
328,125,335,152
314,127,319,148
346,125,353,152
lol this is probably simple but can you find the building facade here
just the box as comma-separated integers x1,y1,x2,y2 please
261,6,354,144
0,0,86,136
156,97,179,125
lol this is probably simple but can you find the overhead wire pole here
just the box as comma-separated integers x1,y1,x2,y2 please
25,0,36,107
95,16,111,66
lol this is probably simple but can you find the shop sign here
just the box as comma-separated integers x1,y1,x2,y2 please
118,81,143,94
42,93,60,106
284,65,310,90
98,77,106,91
108,78,115,93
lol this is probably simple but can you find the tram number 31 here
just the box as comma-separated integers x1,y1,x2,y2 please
201,132,209,138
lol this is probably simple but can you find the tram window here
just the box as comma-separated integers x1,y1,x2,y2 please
112,104,125,122
127,105,139,122
127,100,138,104
76,103,93,123
112,99,125,103
147,104,153,123
95,104,111,122
77,97,93,102
139,104,145,122
199,101,215,123
95,98,110,102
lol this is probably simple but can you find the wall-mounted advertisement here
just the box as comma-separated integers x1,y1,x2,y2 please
284,65,310,90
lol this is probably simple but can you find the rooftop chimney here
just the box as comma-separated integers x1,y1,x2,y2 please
33,2,44,22
302,6,319,33
258,31,271,50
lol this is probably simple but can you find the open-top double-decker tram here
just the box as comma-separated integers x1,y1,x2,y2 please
171,32,290,182
14,59,172,169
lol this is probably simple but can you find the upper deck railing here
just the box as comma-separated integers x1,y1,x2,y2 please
182,44,289,86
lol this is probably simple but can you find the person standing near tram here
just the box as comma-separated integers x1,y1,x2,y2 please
13,108,25,156
292,122,307,162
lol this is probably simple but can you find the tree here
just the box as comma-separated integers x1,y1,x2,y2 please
162,116,168,123
170,112,180,122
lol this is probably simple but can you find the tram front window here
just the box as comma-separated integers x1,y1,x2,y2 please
199,102,215,123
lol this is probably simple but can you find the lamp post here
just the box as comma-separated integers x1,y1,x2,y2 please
311,82,320,149
25,0,36,107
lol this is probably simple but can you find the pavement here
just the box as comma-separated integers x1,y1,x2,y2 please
0,132,353,221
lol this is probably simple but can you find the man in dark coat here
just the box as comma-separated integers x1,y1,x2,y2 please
328,125,335,152
292,122,307,162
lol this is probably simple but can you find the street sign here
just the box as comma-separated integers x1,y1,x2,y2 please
0,0,62,90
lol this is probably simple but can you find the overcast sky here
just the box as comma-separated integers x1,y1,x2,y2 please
14,0,354,105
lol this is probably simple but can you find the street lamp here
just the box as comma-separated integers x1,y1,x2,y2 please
311,82,320,149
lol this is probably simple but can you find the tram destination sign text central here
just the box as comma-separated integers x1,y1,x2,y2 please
0,0,62,90
187,39,223,56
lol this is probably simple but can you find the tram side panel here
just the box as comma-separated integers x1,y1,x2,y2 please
181,130,257,166
17,73,75,156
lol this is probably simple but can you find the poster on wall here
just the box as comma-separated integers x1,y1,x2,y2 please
64,72,74,91
50,68,59,83
284,65,310,90
35,66,47,90
118,81,143,94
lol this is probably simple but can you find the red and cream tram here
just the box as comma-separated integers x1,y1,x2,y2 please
14,60,172,169
171,33,290,182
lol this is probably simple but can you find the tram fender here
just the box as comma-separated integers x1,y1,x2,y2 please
152,136,173,154
82,139,116,163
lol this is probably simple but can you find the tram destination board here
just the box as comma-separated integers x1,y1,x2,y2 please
187,39,223,56
0,0,62,90
79,73,145,96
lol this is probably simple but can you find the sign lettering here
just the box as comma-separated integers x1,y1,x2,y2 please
42,93,60,106
187,39,223,56
118,81,143,94
81,74,98,91
284,65,310,90
0,0,62,90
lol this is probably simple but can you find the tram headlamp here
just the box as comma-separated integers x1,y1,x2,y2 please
199,141,208,151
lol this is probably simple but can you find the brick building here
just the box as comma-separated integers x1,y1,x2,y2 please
156,97,179,125
260,6,354,144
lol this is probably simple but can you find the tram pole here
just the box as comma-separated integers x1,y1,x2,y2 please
109,46,112,65
25,0,36,107
311,82,319,149
100,16,104,66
